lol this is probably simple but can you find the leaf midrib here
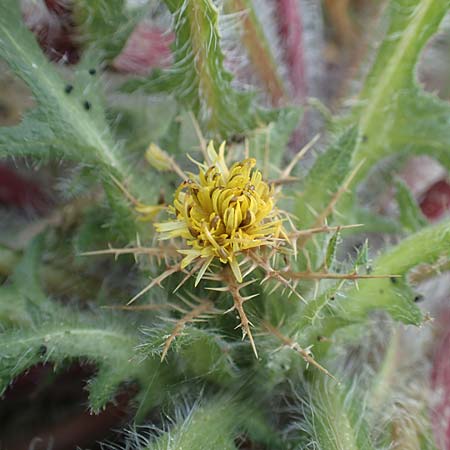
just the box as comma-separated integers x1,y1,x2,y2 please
4,327,137,349
0,22,124,175
356,0,434,141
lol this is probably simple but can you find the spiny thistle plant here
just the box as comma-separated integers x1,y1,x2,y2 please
89,139,392,366
0,0,449,449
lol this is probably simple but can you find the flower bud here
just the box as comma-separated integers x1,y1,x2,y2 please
145,143,173,172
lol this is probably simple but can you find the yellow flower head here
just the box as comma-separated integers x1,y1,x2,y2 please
155,141,284,284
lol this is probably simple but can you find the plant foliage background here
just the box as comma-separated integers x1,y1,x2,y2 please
0,0,449,448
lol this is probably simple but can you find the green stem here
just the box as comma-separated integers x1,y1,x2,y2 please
371,219,450,274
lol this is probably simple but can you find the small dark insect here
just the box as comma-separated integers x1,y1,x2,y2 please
158,190,165,205
390,276,398,284
362,135,368,142
329,296,335,301
414,294,424,303
88,68,96,75
228,134,245,144
83,101,91,110
0,103,10,119
64,84,73,94
366,265,373,274
38,345,47,356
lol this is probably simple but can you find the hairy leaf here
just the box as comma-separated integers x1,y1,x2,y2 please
294,221,450,355
295,378,375,450
0,314,156,413
140,325,235,385
395,178,428,232
323,228,340,271
0,237,53,327
122,0,265,137
0,0,126,177
74,0,142,59
0,0,150,236
353,239,371,272
0,238,159,413
295,127,358,229
144,398,239,450
352,0,450,181
338,220,448,327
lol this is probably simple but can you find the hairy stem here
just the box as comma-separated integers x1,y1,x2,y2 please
225,0,286,105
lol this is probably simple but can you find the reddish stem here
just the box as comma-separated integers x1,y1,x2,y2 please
275,0,307,103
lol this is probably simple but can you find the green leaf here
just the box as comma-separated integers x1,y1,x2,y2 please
0,0,125,176
323,228,340,271
158,113,183,155
294,221,450,357
0,314,155,412
0,238,160,413
0,0,142,235
297,285,343,330
353,239,371,272
352,0,450,182
335,220,450,326
140,325,235,386
145,398,240,450
371,218,450,275
296,378,376,450
9,236,47,302
295,127,358,229
249,107,302,175
73,0,142,60
0,285,34,328
0,1,148,236
395,178,428,232
344,275,422,325
108,98,178,164
122,0,263,137
352,207,400,234
0,237,53,326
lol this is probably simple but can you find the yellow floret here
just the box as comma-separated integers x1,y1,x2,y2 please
155,141,284,284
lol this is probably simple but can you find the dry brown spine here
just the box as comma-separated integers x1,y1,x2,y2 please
263,322,339,382
161,298,215,361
